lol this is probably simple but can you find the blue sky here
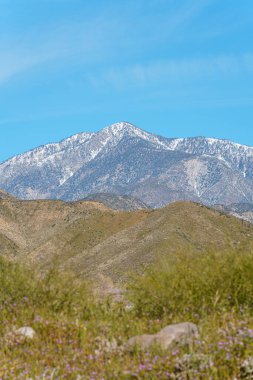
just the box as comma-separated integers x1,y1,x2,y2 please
0,0,253,161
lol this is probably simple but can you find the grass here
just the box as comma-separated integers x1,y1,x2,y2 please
1,252,253,379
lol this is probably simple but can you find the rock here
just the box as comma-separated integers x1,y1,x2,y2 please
126,322,198,351
240,357,253,379
3,326,36,347
95,274,125,302
126,334,157,351
15,327,36,339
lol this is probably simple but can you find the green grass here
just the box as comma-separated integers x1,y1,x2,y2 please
1,252,253,379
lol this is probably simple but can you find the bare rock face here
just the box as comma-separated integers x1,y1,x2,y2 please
126,322,198,351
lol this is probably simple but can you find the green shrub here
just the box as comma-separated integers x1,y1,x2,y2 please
0,256,37,303
129,250,253,318
0,256,91,318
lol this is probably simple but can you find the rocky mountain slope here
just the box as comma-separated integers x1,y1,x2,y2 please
214,203,253,224
0,189,16,200
1,122,253,207
83,193,149,211
0,198,253,283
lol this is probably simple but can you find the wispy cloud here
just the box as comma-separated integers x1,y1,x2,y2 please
88,54,253,90
0,47,56,85
0,10,126,85
0,0,217,86
0,0,252,119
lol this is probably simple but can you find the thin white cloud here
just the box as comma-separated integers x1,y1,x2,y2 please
0,47,57,84
88,54,253,90
0,12,125,85
244,54,253,72
0,0,217,85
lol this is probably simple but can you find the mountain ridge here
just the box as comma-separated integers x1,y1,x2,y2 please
83,193,150,211
1,122,253,207
1,198,253,283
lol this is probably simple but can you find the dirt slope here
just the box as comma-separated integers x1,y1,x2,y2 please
0,199,252,284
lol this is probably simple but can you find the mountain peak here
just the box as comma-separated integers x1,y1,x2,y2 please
104,122,141,135
1,122,253,207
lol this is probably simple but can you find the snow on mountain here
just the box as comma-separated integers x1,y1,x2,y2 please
0,122,253,207
167,136,253,179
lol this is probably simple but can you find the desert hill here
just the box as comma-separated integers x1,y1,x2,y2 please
0,198,253,284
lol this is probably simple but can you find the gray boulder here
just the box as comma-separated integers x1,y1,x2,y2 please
15,326,36,339
3,326,36,347
126,322,198,351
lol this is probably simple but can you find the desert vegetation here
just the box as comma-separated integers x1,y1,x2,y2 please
1,250,253,379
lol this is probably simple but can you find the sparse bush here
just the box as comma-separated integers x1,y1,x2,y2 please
0,256,37,303
0,256,92,319
129,250,253,318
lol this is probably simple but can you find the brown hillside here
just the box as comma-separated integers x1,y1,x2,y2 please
0,199,253,284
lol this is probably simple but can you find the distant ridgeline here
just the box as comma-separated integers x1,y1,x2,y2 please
0,122,253,208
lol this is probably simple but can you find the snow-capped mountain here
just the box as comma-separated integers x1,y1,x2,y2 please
0,122,253,207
